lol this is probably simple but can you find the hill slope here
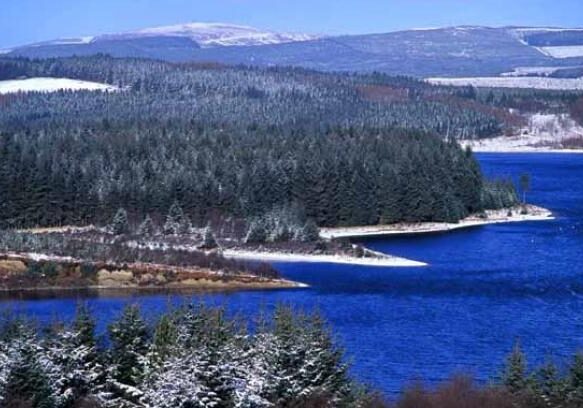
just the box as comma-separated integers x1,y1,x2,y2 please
4,25,583,77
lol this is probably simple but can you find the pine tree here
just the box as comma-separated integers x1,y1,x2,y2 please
245,220,267,244
200,225,218,249
298,219,320,242
568,353,583,404
502,340,528,394
111,208,130,235
107,305,149,405
4,341,57,408
138,215,156,236
163,202,189,235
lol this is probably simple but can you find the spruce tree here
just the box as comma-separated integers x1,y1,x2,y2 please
111,208,130,235
245,220,267,244
502,340,528,394
138,215,156,236
200,225,218,249
108,305,149,387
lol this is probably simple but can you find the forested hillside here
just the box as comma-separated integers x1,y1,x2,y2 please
0,56,520,230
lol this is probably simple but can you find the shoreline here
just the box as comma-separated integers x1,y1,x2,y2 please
0,253,307,293
468,147,583,154
223,249,427,268
319,205,554,240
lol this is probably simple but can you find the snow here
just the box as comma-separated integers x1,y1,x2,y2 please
320,205,553,239
0,77,118,95
223,249,427,267
109,22,319,48
535,45,583,59
426,76,583,90
512,27,583,33
462,113,583,152
500,66,566,77
48,36,95,45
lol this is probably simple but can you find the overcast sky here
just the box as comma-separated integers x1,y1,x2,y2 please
2,0,582,49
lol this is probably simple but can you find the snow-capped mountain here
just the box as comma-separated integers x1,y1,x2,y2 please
99,22,319,47
4,24,583,77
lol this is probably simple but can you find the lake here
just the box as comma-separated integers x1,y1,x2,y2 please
2,152,583,395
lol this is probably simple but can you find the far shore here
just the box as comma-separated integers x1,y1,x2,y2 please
319,205,553,240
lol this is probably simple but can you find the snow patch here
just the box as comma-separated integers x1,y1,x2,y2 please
223,250,427,267
426,76,583,90
0,77,118,95
500,66,566,77
320,205,553,239
105,22,319,48
462,113,583,152
535,45,583,59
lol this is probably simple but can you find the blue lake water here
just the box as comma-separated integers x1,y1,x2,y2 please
2,153,583,395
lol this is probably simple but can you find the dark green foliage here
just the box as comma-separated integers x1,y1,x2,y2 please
108,305,149,387
111,209,129,235
4,343,56,408
245,220,267,244
502,340,528,394
200,225,218,249
0,56,516,230
137,215,156,236
481,179,520,210
298,219,320,243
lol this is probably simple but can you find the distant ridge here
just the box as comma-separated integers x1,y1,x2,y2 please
3,23,583,77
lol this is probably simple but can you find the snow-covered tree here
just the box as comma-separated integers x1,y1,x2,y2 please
111,208,130,235
245,220,267,244
200,225,218,249
138,215,156,236
297,219,320,242
107,305,150,405
163,202,191,235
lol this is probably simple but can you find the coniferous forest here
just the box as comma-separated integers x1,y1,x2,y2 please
3,304,583,408
0,56,526,230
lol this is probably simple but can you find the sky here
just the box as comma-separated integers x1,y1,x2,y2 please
1,0,582,49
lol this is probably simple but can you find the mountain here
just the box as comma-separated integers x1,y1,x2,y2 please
95,22,319,47
4,24,583,77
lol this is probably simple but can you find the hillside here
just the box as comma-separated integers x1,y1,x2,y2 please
0,56,524,232
4,24,583,77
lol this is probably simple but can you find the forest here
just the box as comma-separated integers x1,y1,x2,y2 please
0,55,526,231
2,304,583,408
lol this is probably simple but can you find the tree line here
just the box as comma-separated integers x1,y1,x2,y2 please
0,56,521,231
0,304,376,408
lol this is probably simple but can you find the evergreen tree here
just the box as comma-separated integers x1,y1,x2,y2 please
111,208,130,235
4,341,56,408
245,220,267,244
107,305,149,404
298,219,320,242
138,215,156,236
502,340,528,394
200,225,218,249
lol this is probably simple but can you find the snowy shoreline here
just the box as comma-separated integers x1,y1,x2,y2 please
319,205,554,240
460,113,583,153
223,249,427,267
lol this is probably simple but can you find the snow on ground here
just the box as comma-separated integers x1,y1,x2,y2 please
500,66,567,77
426,76,583,90
0,77,118,95
222,250,427,267
109,22,319,47
320,205,553,240
462,113,583,152
536,45,583,59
